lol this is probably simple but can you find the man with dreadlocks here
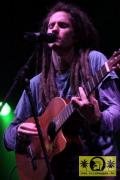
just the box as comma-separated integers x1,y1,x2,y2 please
4,1,120,180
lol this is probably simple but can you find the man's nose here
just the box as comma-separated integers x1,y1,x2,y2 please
52,24,59,33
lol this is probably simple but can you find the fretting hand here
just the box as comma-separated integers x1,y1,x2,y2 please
71,87,101,124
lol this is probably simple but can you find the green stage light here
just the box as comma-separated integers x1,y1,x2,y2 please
0,102,11,116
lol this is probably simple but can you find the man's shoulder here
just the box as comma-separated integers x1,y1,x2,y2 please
88,50,107,75
88,50,118,79
88,50,107,68
30,73,41,82
89,50,107,60
30,73,42,88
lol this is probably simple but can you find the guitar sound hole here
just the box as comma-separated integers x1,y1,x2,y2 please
47,121,56,141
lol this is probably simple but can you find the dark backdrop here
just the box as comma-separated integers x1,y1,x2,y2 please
0,0,120,179
1,0,120,107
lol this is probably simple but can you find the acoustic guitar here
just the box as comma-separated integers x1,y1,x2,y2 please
16,50,120,180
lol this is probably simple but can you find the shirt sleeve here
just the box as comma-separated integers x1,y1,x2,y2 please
3,74,42,150
89,50,120,134
4,90,32,150
99,78,120,133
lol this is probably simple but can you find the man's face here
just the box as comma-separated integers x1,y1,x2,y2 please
47,11,75,51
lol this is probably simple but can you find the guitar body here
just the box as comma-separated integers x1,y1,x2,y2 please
16,49,120,180
16,97,68,180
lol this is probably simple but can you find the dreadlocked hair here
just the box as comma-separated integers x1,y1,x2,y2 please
39,1,99,109
70,49,90,96
40,48,89,109
39,44,58,108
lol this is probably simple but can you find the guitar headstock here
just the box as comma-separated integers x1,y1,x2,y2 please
108,49,120,71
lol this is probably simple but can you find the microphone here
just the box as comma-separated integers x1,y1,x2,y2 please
24,32,56,43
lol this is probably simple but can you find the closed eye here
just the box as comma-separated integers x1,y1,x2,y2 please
58,22,70,28
48,23,55,29
48,22,71,29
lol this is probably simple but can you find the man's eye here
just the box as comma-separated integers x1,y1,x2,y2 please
48,22,70,29
59,23,70,28
48,24,54,29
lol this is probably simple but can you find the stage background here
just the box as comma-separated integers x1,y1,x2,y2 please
0,0,120,179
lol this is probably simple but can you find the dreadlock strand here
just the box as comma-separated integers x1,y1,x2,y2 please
74,59,81,94
70,56,78,95
40,47,51,106
51,65,58,98
80,49,90,83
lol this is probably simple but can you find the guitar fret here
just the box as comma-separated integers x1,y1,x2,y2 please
105,62,110,72
66,105,70,118
55,103,74,131
96,72,99,83
83,86,88,97
67,104,73,116
94,74,99,85
100,68,104,79
61,112,66,125
58,114,62,128
55,111,65,131
64,104,73,121
91,77,95,88
102,65,107,75
99,65,107,81
69,104,74,113
85,82,90,95
83,64,109,96
96,70,102,83
88,81,91,92
63,110,67,122
88,78,95,93
55,115,61,131
55,115,60,130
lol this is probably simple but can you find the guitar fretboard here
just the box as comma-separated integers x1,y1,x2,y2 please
53,103,74,132
83,63,109,96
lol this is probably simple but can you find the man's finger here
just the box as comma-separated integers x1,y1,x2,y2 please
79,87,87,100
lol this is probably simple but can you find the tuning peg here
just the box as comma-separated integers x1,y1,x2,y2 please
113,51,117,56
113,49,120,56
117,64,120,69
114,56,118,60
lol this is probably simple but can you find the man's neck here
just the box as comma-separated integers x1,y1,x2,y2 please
52,49,75,72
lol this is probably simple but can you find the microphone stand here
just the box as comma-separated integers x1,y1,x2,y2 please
0,48,36,113
23,78,54,180
1,43,54,180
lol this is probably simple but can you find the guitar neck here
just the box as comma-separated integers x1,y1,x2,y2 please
83,61,110,97
54,61,110,132
53,103,74,132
